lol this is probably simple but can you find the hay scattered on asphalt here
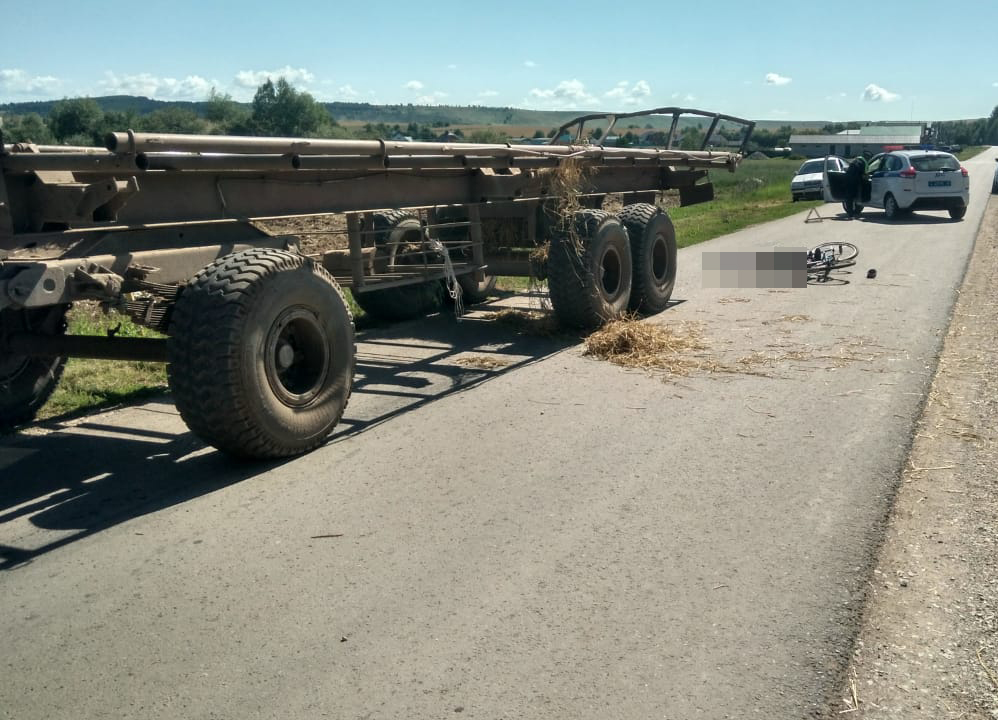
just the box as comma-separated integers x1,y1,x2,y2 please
486,309,565,337
583,317,715,375
455,355,511,371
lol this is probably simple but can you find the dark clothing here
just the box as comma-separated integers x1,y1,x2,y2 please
844,157,866,202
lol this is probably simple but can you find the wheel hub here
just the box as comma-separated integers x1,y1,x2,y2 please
651,234,669,283
264,307,331,407
599,247,622,297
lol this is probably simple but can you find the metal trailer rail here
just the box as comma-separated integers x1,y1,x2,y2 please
0,107,753,458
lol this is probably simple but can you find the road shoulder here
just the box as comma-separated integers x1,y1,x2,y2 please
830,197,998,716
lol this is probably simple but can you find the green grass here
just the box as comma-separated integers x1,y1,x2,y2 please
956,146,987,161
38,305,168,421
671,158,819,247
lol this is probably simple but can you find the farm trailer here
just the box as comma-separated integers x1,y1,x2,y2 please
0,107,754,458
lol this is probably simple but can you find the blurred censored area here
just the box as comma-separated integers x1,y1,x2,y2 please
702,248,806,289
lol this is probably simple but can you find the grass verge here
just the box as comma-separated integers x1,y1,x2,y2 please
37,304,168,421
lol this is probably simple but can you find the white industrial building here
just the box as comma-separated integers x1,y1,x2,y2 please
788,124,925,158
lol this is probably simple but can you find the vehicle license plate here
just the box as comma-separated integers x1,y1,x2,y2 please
928,180,951,187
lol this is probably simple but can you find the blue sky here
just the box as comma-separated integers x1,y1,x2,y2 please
2,0,996,122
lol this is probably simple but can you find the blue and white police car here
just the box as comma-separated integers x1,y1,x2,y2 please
826,150,969,220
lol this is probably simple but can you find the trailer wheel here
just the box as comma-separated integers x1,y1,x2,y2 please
618,203,677,314
547,210,632,328
455,274,498,304
433,209,496,305
353,211,443,322
0,305,69,430
168,248,354,459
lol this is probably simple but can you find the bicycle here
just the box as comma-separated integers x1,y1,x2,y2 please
807,241,858,283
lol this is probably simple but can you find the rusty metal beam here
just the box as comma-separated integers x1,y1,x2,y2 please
4,333,168,361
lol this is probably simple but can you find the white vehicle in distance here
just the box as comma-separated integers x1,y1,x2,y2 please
791,156,847,202
825,150,969,221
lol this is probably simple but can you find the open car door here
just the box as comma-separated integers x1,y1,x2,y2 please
823,155,850,202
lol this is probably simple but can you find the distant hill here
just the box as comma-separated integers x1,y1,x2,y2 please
0,95,845,132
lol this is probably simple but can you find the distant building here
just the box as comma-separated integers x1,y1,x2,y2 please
788,123,927,158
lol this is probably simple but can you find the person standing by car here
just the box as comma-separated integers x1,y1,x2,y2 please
843,155,867,217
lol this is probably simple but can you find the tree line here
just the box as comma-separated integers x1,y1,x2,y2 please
6,78,991,149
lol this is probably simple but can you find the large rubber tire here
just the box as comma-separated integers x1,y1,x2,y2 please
618,203,677,314
883,193,900,221
455,273,497,304
0,305,69,430
353,211,444,322
167,248,355,459
949,206,967,221
547,210,633,328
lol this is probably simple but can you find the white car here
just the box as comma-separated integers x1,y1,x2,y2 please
791,156,847,201
825,150,970,220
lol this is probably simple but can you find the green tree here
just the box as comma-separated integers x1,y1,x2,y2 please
48,97,103,143
136,107,207,134
679,127,705,150
249,78,333,137
204,87,248,132
1,113,55,144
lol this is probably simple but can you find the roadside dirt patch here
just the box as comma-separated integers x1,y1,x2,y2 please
824,200,998,717
257,214,348,255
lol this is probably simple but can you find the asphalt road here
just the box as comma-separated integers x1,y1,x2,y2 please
2,149,995,719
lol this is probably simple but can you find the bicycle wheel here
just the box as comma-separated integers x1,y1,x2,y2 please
810,241,859,263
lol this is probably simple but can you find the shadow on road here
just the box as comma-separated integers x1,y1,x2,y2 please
0,301,580,569
333,307,580,440
0,415,272,570
826,209,958,225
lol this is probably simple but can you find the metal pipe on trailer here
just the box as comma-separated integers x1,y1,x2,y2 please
105,131,745,170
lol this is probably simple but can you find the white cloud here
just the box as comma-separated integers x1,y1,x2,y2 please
524,60,537,68
100,71,214,99
234,66,314,89
404,80,424,91
604,80,651,106
336,84,360,99
414,91,447,105
862,83,900,102
670,92,697,102
0,68,61,95
992,81,997,87
478,90,499,98
447,64,457,70
765,72,792,86
527,79,597,109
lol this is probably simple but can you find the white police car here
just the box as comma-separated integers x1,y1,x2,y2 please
825,150,970,220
